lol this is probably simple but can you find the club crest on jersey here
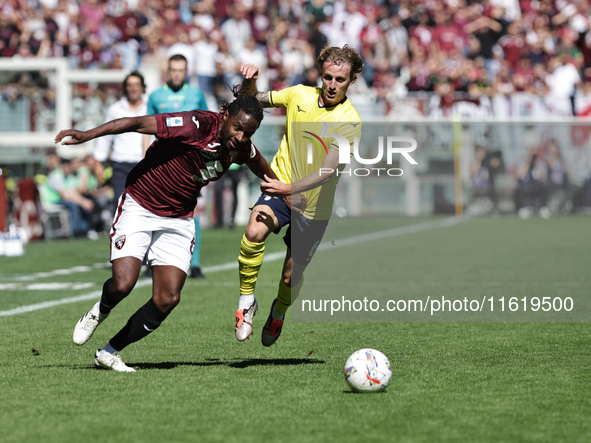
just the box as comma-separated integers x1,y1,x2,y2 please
165,117,183,127
114,235,126,250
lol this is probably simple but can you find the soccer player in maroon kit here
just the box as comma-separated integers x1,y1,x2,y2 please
55,95,272,372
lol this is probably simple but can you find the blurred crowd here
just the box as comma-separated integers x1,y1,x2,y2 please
4,0,591,115
468,139,589,217
36,153,113,238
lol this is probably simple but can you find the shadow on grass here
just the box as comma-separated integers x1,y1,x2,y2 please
133,358,325,370
47,358,325,370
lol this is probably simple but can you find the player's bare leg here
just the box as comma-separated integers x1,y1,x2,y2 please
73,257,141,346
151,265,186,313
236,205,278,341
95,264,186,372
262,249,306,346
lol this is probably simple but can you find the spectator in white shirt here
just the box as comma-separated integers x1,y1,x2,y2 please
546,54,583,116
238,38,269,92
192,31,219,98
220,3,252,57
93,71,147,207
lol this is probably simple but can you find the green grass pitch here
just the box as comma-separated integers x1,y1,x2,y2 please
0,216,590,442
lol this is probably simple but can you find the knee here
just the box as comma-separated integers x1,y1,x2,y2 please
110,276,135,298
282,270,292,287
154,292,181,314
244,222,266,243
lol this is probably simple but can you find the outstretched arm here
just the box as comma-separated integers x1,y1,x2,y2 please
55,115,158,146
260,147,341,196
239,63,273,108
247,153,277,181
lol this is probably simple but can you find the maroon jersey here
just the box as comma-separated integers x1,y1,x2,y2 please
126,110,261,218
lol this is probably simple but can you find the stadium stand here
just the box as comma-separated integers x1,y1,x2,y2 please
1,0,591,117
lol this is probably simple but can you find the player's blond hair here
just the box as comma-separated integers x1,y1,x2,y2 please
317,45,364,81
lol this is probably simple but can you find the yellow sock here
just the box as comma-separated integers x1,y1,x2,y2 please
238,235,265,295
275,276,304,317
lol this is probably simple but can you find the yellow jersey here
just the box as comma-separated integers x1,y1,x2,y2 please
268,85,362,220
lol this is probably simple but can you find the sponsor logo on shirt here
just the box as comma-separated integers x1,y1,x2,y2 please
192,174,206,184
165,117,183,127
199,142,220,160
193,160,223,184
199,149,218,160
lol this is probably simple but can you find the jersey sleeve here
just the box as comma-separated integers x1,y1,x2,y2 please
268,85,299,108
238,143,261,166
155,111,203,144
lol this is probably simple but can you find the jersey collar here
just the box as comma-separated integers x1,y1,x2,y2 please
317,90,348,109
164,83,187,92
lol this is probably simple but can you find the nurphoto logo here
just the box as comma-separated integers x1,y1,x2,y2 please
307,133,418,176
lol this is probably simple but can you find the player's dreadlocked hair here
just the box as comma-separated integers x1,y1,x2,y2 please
317,45,364,81
220,94,264,124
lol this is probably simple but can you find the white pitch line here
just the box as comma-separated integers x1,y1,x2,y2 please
5,263,111,282
0,280,152,318
318,216,463,252
0,282,95,291
0,217,463,318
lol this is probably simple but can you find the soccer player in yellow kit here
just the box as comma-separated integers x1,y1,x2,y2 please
235,45,363,346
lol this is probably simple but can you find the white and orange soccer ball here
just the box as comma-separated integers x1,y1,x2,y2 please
344,348,392,393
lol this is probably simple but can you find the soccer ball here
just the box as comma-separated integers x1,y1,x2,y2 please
344,348,392,393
